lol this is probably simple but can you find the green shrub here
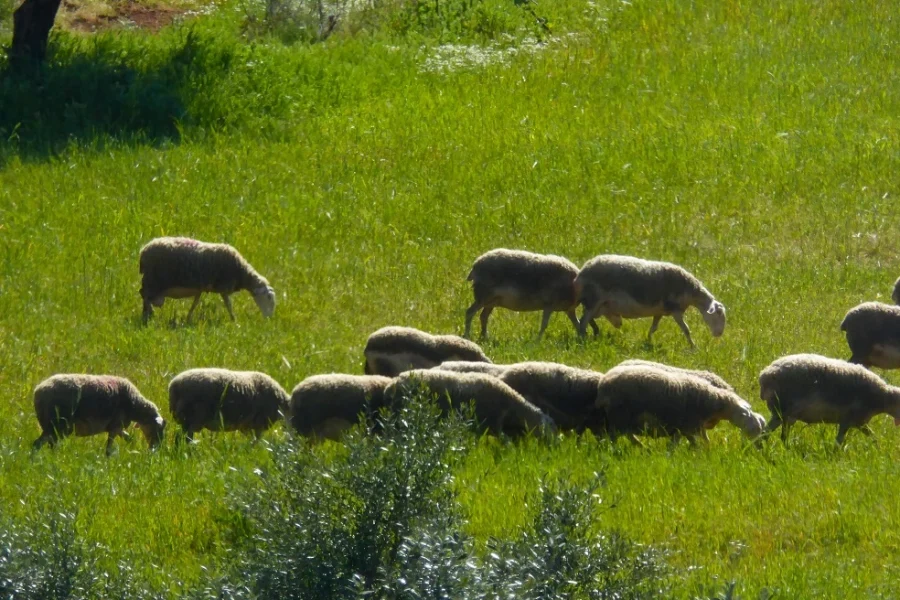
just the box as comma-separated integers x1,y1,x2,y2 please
231,396,670,599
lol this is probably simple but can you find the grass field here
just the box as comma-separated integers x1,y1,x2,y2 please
1,0,899,596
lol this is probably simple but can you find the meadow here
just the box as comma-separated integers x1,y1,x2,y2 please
0,0,899,596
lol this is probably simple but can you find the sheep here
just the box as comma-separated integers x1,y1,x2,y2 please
594,365,765,445
614,359,734,392
433,361,511,376
385,369,553,438
496,362,605,434
758,353,900,445
840,302,900,369
168,368,290,442
363,326,491,377
575,255,726,348
32,374,166,456
464,248,600,339
139,237,276,324
893,277,900,305
289,374,392,441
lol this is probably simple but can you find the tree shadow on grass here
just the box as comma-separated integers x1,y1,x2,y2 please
0,31,216,165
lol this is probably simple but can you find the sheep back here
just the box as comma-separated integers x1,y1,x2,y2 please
289,374,392,440
364,326,491,377
434,361,510,376
385,369,552,437
840,302,900,369
615,359,733,391
168,368,289,436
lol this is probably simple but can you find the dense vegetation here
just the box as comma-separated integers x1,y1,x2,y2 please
1,0,899,596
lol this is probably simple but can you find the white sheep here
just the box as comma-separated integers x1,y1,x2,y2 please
168,368,290,441
464,249,599,339
839,302,900,369
497,362,605,434
758,353,900,445
595,365,765,445
385,369,553,437
139,237,276,324
289,374,392,441
32,374,166,455
363,326,491,377
575,254,726,347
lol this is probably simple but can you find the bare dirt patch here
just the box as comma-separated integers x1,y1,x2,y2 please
60,0,191,33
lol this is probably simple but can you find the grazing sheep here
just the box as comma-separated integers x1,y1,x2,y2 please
363,326,491,377
168,368,289,442
464,249,600,339
615,359,734,392
385,369,553,437
840,302,900,369
434,361,511,376
595,365,765,444
32,374,166,456
893,277,900,305
289,374,392,441
575,255,726,347
139,237,276,324
497,362,605,434
758,353,900,445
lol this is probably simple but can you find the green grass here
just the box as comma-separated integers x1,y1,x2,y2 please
1,0,900,596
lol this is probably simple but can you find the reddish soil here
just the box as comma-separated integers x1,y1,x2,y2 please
64,1,188,33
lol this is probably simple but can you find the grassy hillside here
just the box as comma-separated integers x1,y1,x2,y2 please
1,0,899,596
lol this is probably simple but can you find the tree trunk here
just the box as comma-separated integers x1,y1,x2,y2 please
9,0,64,64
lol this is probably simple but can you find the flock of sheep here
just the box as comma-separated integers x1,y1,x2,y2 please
29,238,900,454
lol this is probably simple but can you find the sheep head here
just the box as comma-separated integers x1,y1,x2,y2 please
701,300,727,337
137,416,167,449
253,285,277,317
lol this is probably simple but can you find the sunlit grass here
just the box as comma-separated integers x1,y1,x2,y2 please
1,0,899,596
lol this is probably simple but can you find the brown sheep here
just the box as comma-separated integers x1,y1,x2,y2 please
32,374,166,455
575,254,726,347
363,326,491,377
840,302,900,369
168,368,289,442
595,365,765,445
385,369,553,437
759,353,900,445
139,237,275,324
289,374,392,441
497,362,605,434
464,248,599,339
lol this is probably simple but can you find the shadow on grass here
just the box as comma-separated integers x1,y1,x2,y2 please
0,30,222,165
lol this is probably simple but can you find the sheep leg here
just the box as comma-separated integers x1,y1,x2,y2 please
537,309,553,339
464,300,485,338
835,422,852,446
32,431,57,451
142,299,154,324
578,304,599,338
221,294,236,321
671,313,696,348
479,306,494,338
765,415,783,438
564,308,581,335
646,315,662,342
860,424,875,437
105,433,117,456
780,420,792,443
185,294,202,322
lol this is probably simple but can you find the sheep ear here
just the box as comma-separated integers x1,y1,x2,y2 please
707,301,723,314
155,416,165,427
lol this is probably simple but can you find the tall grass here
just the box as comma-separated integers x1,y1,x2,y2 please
0,0,899,596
